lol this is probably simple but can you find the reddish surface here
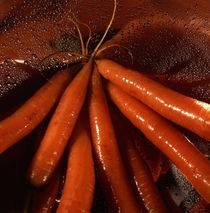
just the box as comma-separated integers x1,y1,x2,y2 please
0,0,209,212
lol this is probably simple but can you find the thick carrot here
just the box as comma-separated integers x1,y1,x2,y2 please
107,82,210,203
96,59,210,141
89,68,140,213
28,60,93,187
112,109,168,213
0,69,72,154
57,117,95,213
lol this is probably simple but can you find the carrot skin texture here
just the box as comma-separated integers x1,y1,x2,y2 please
89,68,140,213
31,169,61,213
120,120,169,182
28,60,93,187
0,70,72,153
123,137,168,213
57,119,95,213
107,82,210,203
112,111,168,213
96,59,210,141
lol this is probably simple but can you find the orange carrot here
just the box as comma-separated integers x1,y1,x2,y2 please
89,68,140,212
96,59,210,141
31,168,61,213
57,117,95,213
0,70,72,154
112,109,168,213
107,82,210,203
117,118,169,182
28,60,93,187
131,128,170,182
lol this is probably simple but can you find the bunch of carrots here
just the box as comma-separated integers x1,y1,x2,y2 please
0,0,210,212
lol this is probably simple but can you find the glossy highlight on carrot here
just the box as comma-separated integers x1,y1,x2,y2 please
0,69,72,154
28,60,93,187
107,82,210,203
120,119,169,182
112,111,168,213
96,59,210,141
89,67,140,212
57,117,95,213
31,168,61,213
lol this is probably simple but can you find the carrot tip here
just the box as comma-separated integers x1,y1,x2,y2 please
28,165,50,187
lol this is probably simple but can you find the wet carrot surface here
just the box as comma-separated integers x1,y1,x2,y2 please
28,60,93,187
97,59,210,141
0,70,72,153
107,82,210,203
57,118,95,213
112,109,168,213
89,68,141,212
31,169,61,213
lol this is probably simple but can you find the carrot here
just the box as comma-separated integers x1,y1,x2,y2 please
107,82,210,203
124,122,170,182
96,59,210,141
31,167,61,213
112,109,168,213
89,68,140,213
0,69,72,154
28,59,93,187
57,117,95,213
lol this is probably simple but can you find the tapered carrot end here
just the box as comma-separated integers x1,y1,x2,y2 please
96,59,120,79
28,161,51,188
95,59,104,66
95,59,109,71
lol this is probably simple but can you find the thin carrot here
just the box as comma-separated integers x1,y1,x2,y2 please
96,59,210,141
28,59,93,187
112,109,168,213
31,167,61,213
136,138,170,182
107,82,210,203
0,69,72,154
57,117,95,213
89,67,140,213
123,121,170,182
